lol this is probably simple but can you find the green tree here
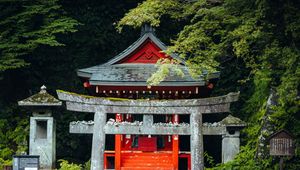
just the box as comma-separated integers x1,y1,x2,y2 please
0,0,142,166
0,0,79,72
118,0,300,168
0,0,80,166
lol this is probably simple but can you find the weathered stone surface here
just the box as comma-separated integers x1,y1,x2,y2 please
64,99,232,114
222,131,240,163
19,86,62,107
105,124,190,135
65,102,231,114
66,101,96,113
204,126,226,135
190,113,204,170
69,121,227,135
70,121,94,134
58,91,239,116
30,117,56,169
220,114,246,127
91,111,106,170
57,90,239,107
143,115,153,127
105,105,199,114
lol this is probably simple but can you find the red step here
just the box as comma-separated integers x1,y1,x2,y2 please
121,167,174,170
121,152,174,169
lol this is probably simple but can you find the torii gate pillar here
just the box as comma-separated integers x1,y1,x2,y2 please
190,112,204,170
57,90,242,170
91,111,107,170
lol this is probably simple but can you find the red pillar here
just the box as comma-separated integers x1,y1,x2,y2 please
115,114,122,170
172,114,179,170
188,155,191,170
104,154,107,169
123,114,132,149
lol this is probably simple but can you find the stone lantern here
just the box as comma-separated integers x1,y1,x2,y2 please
220,114,246,163
18,85,62,169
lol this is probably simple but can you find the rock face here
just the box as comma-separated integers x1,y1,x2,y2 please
256,89,278,159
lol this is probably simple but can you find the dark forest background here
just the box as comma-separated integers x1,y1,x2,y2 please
0,0,299,169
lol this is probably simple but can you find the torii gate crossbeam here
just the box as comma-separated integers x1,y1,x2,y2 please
57,90,240,170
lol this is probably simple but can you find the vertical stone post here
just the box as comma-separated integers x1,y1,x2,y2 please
143,114,153,127
220,115,245,163
222,130,240,163
143,114,154,137
29,115,56,169
190,112,204,170
18,86,61,170
91,109,107,170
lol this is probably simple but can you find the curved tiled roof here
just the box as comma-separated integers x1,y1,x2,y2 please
77,30,219,86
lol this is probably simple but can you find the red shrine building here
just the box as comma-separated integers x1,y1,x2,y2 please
18,25,245,170
78,26,218,98
46,25,245,170
76,25,220,169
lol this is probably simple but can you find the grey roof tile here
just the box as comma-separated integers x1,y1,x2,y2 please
77,32,219,86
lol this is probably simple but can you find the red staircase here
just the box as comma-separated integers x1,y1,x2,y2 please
121,152,174,170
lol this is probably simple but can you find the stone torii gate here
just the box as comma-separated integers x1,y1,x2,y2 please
57,90,243,170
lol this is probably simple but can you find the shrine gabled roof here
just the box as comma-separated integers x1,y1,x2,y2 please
77,30,220,86
268,129,294,140
102,32,183,66
79,64,218,86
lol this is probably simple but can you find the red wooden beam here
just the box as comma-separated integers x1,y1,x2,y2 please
172,114,179,170
93,85,199,92
115,114,122,170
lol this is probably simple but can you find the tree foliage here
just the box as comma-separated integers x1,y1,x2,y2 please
0,0,79,71
118,0,300,168
0,0,299,169
0,0,142,167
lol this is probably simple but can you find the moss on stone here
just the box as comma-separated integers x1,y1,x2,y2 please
56,89,165,101
57,89,131,101
57,89,96,99
105,97,130,101
220,114,245,125
21,91,60,103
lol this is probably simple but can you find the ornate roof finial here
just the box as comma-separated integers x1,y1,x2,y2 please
141,23,155,36
18,85,62,107
40,85,47,93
